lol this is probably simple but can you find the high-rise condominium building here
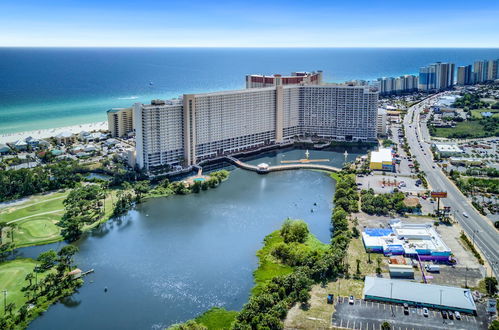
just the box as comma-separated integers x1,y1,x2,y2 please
107,107,134,138
418,62,454,91
474,60,488,83
378,75,418,95
133,84,378,171
457,65,473,85
246,71,322,88
487,59,499,81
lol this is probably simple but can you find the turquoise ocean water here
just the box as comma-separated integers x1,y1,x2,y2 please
1,48,499,134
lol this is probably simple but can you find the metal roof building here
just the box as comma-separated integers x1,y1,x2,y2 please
363,276,477,314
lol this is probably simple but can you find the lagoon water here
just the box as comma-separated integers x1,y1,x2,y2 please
22,148,367,329
2,47,499,134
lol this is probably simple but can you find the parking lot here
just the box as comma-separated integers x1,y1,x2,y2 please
332,297,488,330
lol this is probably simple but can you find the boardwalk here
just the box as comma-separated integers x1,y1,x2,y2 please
224,156,341,174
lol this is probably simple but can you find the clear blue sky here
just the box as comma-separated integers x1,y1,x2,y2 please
1,0,498,47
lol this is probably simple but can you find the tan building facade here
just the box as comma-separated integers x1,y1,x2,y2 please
107,107,134,138
133,84,378,171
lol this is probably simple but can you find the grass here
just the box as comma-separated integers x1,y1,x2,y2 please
253,231,294,295
471,109,499,119
0,259,49,318
0,191,68,224
0,188,118,249
194,307,238,329
433,120,490,138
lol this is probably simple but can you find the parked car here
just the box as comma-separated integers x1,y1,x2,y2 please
455,311,461,320
462,212,469,218
423,308,429,317
327,294,334,304
448,311,454,319
441,310,448,319
349,296,354,305
425,264,440,273
403,303,409,315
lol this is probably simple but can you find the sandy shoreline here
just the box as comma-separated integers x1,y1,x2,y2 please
0,121,108,145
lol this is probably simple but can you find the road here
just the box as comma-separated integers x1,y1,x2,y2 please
404,94,499,278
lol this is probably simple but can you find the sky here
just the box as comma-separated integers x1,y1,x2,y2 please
1,0,499,47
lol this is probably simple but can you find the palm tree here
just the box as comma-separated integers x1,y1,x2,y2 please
5,302,15,316
25,273,34,287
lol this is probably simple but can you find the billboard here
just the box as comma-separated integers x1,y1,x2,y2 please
431,192,447,198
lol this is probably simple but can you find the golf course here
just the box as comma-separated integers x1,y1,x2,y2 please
0,189,116,249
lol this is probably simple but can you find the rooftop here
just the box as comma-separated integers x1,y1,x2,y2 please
363,276,477,312
371,148,393,163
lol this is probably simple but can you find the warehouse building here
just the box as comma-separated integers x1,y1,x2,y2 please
369,148,394,171
363,277,477,315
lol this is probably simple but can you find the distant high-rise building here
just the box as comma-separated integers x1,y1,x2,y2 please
487,59,499,81
377,75,417,95
474,60,488,83
419,62,454,91
457,65,473,85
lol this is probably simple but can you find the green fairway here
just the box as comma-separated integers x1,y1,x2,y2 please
0,259,40,318
0,190,68,224
0,188,117,248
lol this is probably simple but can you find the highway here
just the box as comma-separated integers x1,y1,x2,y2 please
403,94,499,278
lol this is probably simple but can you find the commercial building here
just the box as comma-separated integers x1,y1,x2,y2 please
245,71,322,88
133,81,378,171
369,148,394,171
107,107,134,138
433,143,464,157
361,220,452,261
418,62,455,91
363,277,477,314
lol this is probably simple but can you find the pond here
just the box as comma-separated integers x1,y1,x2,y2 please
25,147,369,329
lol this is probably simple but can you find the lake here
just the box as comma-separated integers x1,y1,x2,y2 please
23,147,368,329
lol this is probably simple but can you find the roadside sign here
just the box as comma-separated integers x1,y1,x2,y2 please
487,299,497,314
431,192,447,198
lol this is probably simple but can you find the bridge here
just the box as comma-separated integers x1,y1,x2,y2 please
224,156,341,174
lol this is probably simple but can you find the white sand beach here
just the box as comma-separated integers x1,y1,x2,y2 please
0,121,108,145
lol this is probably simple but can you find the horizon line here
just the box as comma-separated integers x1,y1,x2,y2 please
1,46,499,49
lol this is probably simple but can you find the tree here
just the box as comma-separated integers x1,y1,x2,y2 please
133,180,150,202
381,321,391,330
356,259,361,275
484,277,498,295
58,245,79,271
37,250,58,271
280,219,309,244
5,302,15,315
24,273,35,287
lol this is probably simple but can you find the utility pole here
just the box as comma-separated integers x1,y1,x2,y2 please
390,282,395,317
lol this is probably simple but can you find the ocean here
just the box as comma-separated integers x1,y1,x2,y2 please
1,47,499,134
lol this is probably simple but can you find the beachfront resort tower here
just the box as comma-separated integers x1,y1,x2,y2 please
133,82,378,171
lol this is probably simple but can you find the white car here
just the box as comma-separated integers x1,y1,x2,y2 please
455,311,461,320
349,296,354,305
423,308,429,317
462,212,469,218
